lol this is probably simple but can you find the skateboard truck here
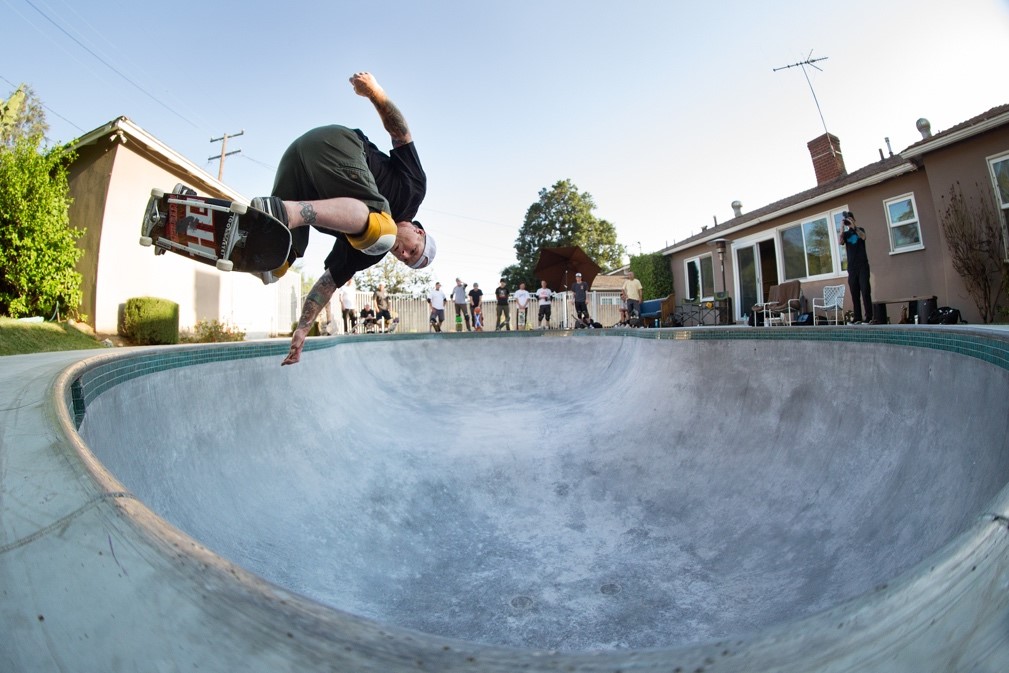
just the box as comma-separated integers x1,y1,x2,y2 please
139,188,248,272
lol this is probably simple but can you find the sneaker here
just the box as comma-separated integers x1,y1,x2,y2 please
251,196,289,227
173,183,197,196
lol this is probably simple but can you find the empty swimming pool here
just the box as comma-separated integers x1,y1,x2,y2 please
4,327,1009,671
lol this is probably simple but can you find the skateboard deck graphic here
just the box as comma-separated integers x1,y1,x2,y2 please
140,188,292,273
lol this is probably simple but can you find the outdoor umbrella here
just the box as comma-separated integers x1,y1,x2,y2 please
533,246,601,291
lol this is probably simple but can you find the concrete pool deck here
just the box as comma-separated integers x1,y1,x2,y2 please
3,326,1009,671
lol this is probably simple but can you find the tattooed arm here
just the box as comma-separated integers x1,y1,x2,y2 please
281,270,338,366
349,71,412,147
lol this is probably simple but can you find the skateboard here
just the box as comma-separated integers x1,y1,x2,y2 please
517,307,527,330
140,187,291,273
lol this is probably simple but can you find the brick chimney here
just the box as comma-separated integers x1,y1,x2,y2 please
807,133,847,185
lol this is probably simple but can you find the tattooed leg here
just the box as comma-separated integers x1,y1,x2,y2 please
282,197,370,236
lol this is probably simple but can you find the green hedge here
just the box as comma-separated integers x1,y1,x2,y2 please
119,297,179,345
629,252,674,299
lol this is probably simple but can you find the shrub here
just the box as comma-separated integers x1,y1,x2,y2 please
630,252,674,299
181,319,246,343
938,181,1007,324
119,297,179,345
0,135,83,319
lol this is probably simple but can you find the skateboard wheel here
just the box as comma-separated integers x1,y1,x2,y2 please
151,188,165,199
139,236,153,247
216,259,234,272
230,202,248,215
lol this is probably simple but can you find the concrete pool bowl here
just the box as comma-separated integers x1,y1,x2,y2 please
3,327,1009,671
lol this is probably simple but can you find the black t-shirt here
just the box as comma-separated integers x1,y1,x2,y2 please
844,228,869,270
323,134,427,285
468,288,483,306
495,286,509,305
572,281,588,302
357,130,427,222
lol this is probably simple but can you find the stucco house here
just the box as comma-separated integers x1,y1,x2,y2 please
663,104,1009,325
67,117,302,337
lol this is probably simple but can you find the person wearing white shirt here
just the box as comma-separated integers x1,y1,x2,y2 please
427,282,447,332
339,279,358,333
514,282,531,329
535,280,554,329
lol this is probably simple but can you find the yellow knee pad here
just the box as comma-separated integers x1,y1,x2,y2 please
346,211,397,255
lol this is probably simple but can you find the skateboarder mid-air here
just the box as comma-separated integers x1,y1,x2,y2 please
252,72,436,365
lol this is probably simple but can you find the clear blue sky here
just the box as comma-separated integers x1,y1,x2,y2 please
4,0,1008,287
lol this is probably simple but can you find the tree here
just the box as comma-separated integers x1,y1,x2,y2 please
0,134,83,318
1,85,48,148
355,254,434,297
938,181,1007,323
502,179,625,289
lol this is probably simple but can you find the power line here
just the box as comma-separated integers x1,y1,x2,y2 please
0,74,86,133
421,207,518,230
21,0,201,129
238,154,276,172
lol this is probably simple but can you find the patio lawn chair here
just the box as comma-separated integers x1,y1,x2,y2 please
753,279,802,326
812,284,846,325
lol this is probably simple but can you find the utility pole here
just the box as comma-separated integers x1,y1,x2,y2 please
209,129,244,181
774,51,834,155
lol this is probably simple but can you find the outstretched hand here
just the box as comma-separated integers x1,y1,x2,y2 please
281,329,308,366
349,72,386,101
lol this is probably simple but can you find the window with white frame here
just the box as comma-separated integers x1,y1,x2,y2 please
988,151,1009,258
684,255,714,300
883,193,924,252
832,210,849,271
780,211,844,280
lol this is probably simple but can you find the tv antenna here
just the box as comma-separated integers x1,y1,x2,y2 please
774,50,834,152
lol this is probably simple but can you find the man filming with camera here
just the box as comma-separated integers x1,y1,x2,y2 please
838,210,873,324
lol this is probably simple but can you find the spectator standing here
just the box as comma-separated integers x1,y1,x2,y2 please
623,271,643,320
339,279,358,334
428,281,447,332
839,210,874,323
468,282,483,327
373,282,392,331
514,282,531,329
536,280,554,329
451,278,471,331
494,279,511,330
571,272,590,324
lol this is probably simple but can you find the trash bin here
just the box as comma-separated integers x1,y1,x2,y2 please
917,296,938,323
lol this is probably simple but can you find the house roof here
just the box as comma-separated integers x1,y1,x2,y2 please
70,116,246,202
901,104,1009,159
662,102,1009,256
591,275,625,292
663,154,911,254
